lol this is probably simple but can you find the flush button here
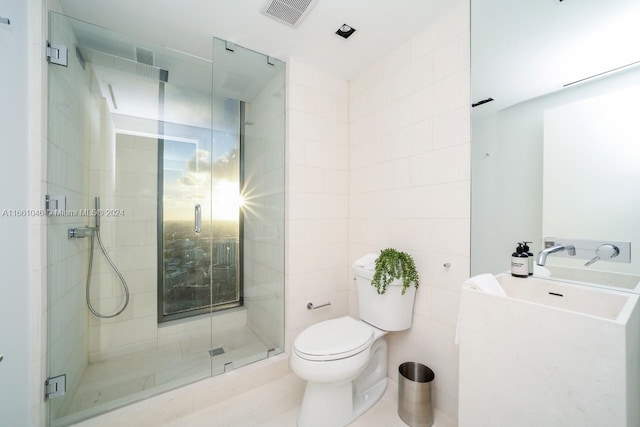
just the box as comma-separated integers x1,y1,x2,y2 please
0,354,3,363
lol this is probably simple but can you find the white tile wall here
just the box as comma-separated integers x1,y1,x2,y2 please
244,65,286,352
87,132,158,361
348,2,470,420
285,2,470,420
285,59,350,353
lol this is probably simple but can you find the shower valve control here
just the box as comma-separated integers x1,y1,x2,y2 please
68,227,93,239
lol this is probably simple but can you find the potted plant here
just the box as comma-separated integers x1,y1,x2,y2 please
371,248,420,295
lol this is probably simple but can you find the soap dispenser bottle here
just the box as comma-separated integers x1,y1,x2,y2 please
511,243,529,278
522,241,534,276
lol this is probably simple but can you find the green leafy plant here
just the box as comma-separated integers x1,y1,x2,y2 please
371,248,420,295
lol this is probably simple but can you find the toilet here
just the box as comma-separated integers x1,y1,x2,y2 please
291,259,417,427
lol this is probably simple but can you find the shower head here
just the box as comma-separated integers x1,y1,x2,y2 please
77,46,169,83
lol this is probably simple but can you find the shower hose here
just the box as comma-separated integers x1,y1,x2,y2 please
86,227,130,318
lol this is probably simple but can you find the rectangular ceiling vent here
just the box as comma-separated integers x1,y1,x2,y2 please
263,0,318,28
135,47,155,66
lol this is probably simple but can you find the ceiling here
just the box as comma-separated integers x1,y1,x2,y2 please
58,0,462,81
58,0,640,120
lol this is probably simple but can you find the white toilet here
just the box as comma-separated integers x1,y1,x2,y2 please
291,260,417,427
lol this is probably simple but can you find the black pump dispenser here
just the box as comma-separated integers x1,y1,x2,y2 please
511,243,529,278
522,241,534,275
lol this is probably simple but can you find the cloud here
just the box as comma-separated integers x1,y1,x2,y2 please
180,148,239,186
162,147,240,221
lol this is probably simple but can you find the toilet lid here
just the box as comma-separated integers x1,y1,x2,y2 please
294,317,374,361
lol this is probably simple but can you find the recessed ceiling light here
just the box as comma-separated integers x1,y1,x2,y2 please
335,23,356,39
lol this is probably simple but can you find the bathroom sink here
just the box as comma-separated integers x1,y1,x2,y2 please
495,273,636,322
458,273,640,426
540,265,640,293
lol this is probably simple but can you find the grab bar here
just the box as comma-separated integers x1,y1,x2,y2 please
194,204,201,234
307,302,331,310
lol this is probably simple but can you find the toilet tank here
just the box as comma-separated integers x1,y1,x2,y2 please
354,266,416,331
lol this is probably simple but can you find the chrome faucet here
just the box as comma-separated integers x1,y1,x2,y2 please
536,244,576,266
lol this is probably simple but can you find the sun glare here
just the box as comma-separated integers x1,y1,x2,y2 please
213,180,242,221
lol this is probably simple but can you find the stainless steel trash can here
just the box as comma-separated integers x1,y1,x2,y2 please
398,362,435,427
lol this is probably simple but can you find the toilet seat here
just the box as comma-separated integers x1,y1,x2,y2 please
294,317,374,361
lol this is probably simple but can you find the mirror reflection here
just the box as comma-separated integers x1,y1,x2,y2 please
470,0,640,294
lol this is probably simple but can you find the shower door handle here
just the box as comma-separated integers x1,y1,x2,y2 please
194,204,202,234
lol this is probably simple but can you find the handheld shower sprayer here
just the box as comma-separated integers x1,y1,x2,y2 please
84,195,129,318
94,196,100,229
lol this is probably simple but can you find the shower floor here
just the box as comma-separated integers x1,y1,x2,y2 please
56,325,270,426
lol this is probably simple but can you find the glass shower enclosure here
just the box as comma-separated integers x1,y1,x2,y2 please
46,13,285,426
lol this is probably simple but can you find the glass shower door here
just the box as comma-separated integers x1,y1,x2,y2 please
47,13,215,425
46,12,286,427
209,38,286,371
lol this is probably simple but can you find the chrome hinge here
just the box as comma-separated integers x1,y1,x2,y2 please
45,374,66,399
45,194,66,215
46,42,68,67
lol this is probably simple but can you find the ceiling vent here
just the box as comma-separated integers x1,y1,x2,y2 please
135,47,155,66
262,0,319,28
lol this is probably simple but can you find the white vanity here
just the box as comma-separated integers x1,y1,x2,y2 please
458,273,640,427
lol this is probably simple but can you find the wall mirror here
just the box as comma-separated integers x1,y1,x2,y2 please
470,0,640,294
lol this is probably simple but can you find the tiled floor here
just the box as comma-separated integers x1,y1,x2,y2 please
57,326,270,426
166,373,457,427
